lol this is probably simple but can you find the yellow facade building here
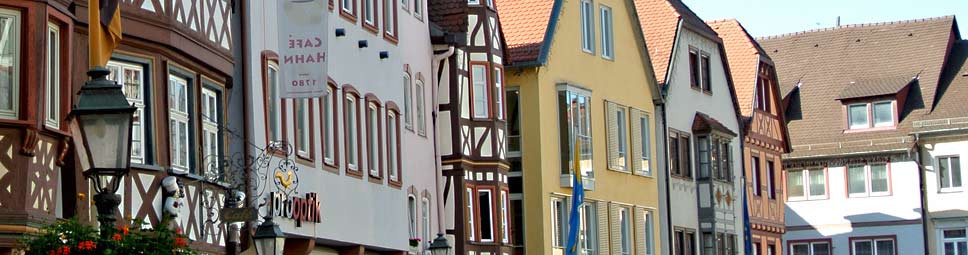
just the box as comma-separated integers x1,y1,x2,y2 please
498,0,664,254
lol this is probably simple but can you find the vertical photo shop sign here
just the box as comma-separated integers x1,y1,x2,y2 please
278,0,329,98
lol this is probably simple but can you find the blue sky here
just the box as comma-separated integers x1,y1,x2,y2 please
682,0,968,39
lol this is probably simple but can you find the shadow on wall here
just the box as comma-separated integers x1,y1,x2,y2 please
786,207,917,252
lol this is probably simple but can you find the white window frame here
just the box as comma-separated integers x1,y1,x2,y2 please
341,0,354,13
383,0,396,36
387,111,399,182
558,85,594,178
787,169,827,201
45,22,60,128
367,102,379,176
169,74,191,173
0,8,21,120
413,0,422,20
608,102,629,171
938,156,962,191
346,95,359,171
494,67,505,120
790,241,831,255
467,188,475,241
471,64,490,119
479,189,495,242
579,0,594,53
638,112,652,176
644,210,655,255
551,197,565,248
941,228,967,255
847,163,891,197
850,238,895,255
416,80,426,135
322,87,335,165
501,190,510,243
296,98,311,159
201,87,221,176
363,0,375,25
403,74,413,129
620,207,631,255
421,197,431,251
599,5,613,59
267,63,281,142
401,0,409,12
468,0,480,4
107,61,147,164
579,202,597,255
872,101,894,127
408,195,417,238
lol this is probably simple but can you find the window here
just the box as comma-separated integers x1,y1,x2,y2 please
387,111,400,182
579,202,597,255
579,0,594,53
467,188,475,241
790,241,830,255
402,0,409,12
345,93,360,172
416,80,426,135
787,169,826,200
107,61,149,164
599,5,613,59
643,210,655,255
494,67,505,120
851,238,895,255
558,86,593,178
701,54,711,93
413,0,422,20
403,74,412,129
620,208,631,255
266,63,281,142
768,244,776,255
943,228,967,255
756,77,771,112
697,136,711,179
45,22,60,128
752,156,761,196
670,131,692,178
675,228,696,255
0,8,20,120
848,163,890,197
168,74,191,173
468,0,479,4
408,195,417,238
472,65,490,118
421,197,431,250
939,156,962,190
848,101,894,130
551,197,565,247
507,89,521,155
501,191,510,243
698,136,731,181
366,102,381,178
201,87,222,176
631,110,652,176
295,98,313,160
689,49,700,90
767,160,776,199
719,141,731,181
340,0,356,20
479,189,494,242
606,102,628,171
363,0,376,27
321,86,336,165
383,0,397,38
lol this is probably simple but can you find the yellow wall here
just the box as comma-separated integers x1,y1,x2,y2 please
505,0,661,254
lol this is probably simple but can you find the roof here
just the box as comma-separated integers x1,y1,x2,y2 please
707,19,767,117
495,0,557,64
636,0,720,85
692,112,737,137
758,16,957,159
914,40,968,134
835,76,916,100
428,0,468,34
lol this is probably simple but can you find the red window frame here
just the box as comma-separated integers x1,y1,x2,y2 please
339,0,358,22
469,62,492,120
361,0,379,34
45,7,73,135
343,85,363,178
385,102,402,188
364,94,384,184
320,81,340,173
261,51,288,156
382,0,398,43
293,97,316,164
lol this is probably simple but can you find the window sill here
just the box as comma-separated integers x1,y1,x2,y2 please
671,175,694,181
559,174,595,190
939,188,964,194
346,168,364,179
843,126,896,134
132,164,166,172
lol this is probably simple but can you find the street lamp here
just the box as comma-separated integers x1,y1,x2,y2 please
68,67,137,236
252,216,285,255
428,233,452,255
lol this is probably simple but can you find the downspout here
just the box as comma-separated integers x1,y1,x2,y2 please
431,46,455,233
913,133,931,255
659,95,673,255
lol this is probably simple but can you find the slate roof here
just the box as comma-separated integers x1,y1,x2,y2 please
636,0,720,85
914,40,968,133
495,0,557,64
836,76,916,100
708,19,767,117
428,0,468,34
758,16,958,159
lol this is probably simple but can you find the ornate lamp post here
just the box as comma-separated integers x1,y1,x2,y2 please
252,216,285,255
428,233,452,255
68,67,137,237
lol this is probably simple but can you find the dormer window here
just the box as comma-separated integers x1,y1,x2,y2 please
847,100,894,130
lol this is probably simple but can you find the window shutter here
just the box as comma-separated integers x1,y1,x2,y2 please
630,109,643,174
609,203,622,254
634,207,647,255
607,102,620,170
598,201,609,254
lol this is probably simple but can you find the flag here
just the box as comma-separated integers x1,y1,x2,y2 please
743,181,754,254
564,139,584,255
89,0,123,68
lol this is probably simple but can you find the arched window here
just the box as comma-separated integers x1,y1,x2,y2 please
408,195,417,238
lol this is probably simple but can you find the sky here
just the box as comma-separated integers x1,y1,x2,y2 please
682,0,968,39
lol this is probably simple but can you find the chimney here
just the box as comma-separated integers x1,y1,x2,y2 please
836,16,841,27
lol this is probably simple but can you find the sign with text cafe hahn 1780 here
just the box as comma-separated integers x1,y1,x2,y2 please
277,0,328,98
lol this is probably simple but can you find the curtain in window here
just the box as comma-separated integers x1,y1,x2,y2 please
848,166,867,194
787,171,804,198
870,164,889,192
0,14,17,114
809,170,826,197
849,104,868,128
952,157,963,187
875,240,894,255
812,243,830,255
872,102,893,127
854,240,873,255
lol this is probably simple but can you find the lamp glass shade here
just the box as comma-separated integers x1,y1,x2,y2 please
428,234,452,255
76,112,133,170
253,218,286,255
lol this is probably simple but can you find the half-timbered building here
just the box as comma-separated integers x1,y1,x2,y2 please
709,19,791,255
0,0,239,253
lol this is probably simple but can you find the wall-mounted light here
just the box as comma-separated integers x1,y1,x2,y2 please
358,40,368,48
335,28,346,37
379,51,389,59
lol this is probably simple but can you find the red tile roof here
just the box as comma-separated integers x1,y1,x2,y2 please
495,0,556,63
708,19,762,117
636,0,718,85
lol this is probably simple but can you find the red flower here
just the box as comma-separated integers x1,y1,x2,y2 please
175,227,183,235
112,233,123,241
77,240,96,251
57,245,70,255
118,225,130,235
174,237,188,248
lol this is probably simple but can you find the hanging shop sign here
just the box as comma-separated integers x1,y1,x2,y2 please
277,0,328,98
270,192,321,227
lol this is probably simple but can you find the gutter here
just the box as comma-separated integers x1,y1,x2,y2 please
431,46,455,233
912,134,931,255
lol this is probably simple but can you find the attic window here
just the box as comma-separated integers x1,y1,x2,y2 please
847,100,895,130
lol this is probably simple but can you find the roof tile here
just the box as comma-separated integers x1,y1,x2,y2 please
495,0,555,63
708,19,763,117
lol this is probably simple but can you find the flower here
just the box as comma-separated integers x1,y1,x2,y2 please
118,225,130,235
57,245,70,255
112,233,122,241
174,237,188,248
77,193,85,199
77,240,96,251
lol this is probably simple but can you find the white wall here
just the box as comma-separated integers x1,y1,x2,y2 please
920,138,968,255
785,224,923,255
